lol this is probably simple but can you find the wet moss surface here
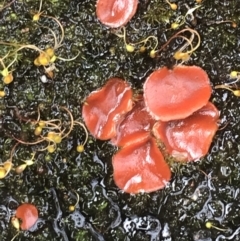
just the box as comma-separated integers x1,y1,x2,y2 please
1,0,240,240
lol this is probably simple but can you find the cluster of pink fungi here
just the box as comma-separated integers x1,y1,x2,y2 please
82,65,220,194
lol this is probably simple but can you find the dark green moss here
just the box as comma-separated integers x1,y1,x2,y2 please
1,0,240,240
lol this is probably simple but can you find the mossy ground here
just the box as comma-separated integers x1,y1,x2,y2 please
0,0,240,240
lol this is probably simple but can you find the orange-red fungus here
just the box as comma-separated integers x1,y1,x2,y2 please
112,137,171,193
16,203,38,230
144,65,212,121
111,95,156,147
96,0,138,28
153,102,220,162
82,78,133,140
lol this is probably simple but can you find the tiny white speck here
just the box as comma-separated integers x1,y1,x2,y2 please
40,75,48,83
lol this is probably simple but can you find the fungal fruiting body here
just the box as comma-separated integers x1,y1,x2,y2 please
111,95,156,147
153,102,219,162
96,0,138,28
143,65,212,121
112,137,171,194
82,78,133,140
15,203,38,230
82,65,219,194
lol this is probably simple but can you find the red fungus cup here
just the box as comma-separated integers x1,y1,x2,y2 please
153,102,220,162
111,95,156,147
82,77,133,140
15,203,39,230
143,65,212,121
112,137,171,194
96,0,138,28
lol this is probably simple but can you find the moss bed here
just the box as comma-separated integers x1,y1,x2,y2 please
1,0,240,240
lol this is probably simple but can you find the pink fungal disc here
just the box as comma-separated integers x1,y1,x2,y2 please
112,137,171,194
16,203,38,230
153,102,220,162
82,78,133,140
143,65,212,121
96,0,138,28
111,95,156,147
